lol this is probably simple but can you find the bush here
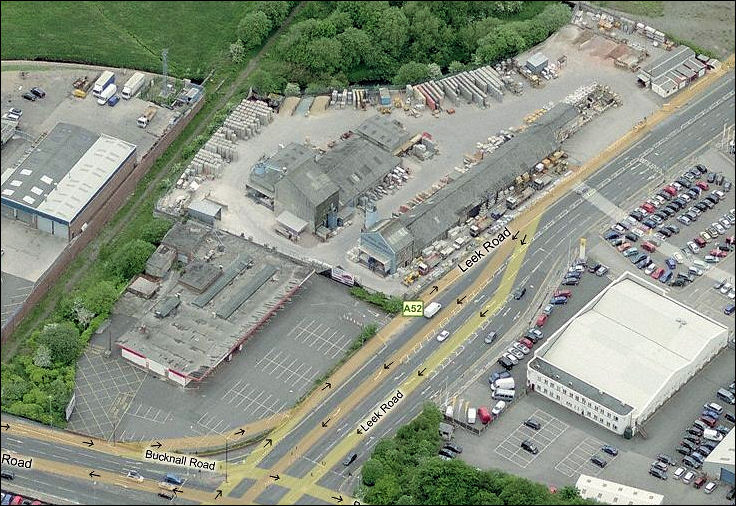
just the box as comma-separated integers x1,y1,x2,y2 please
36,322,81,366
139,217,172,246
349,287,403,314
82,281,119,317
238,11,272,50
284,82,301,96
392,61,430,85
106,239,156,281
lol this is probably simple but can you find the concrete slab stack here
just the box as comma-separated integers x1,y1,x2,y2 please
187,148,225,178
223,99,273,140
203,128,238,162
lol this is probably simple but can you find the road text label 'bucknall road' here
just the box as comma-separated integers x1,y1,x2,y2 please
358,390,404,434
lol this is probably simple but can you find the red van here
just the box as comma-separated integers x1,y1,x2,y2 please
519,337,534,349
478,406,492,424
536,314,548,327
642,241,656,253
694,237,706,247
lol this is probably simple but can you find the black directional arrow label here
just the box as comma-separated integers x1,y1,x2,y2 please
234,428,245,436
263,438,273,448
89,471,100,478
150,441,162,449
383,361,394,370
82,440,94,447
356,428,363,435
332,496,344,503
321,382,332,390
321,418,331,428
417,368,426,377
215,490,223,499
1,423,9,431
480,309,489,317
512,230,520,240
270,474,280,481
430,285,439,294
456,296,466,304
520,234,528,245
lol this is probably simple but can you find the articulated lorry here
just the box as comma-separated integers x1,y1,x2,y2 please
122,72,146,99
96,84,117,105
137,105,158,128
92,71,115,97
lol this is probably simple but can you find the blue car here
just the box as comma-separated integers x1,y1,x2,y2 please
702,409,720,420
604,230,620,240
550,296,568,305
601,444,619,456
665,257,677,270
660,269,673,283
489,371,511,385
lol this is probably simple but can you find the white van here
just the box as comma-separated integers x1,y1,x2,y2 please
703,429,724,442
693,259,708,270
467,407,477,424
445,405,454,418
424,302,441,318
491,378,516,391
492,388,515,402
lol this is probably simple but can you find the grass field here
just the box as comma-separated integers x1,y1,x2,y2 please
0,1,257,80
595,1,665,17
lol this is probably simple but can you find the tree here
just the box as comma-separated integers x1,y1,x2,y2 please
250,69,279,94
82,281,119,317
427,63,442,80
392,61,430,85
536,3,572,35
140,217,172,245
305,37,343,75
365,474,401,505
361,458,384,486
36,322,81,366
474,25,526,65
106,239,156,281
448,60,465,74
229,39,246,64
254,0,290,26
284,82,300,96
238,11,273,50
336,27,372,69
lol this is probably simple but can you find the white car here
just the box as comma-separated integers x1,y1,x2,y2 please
436,330,450,342
728,289,735,300
704,481,717,494
507,347,524,360
632,228,645,237
1,112,20,121
126,470,144,482
714,223,726,235
645,264,657,275
673,467,685,480
491,400,506,416
504,353,519,365
720,283,732,295
673,252,684,264
687,241,700,253
467,407,477,424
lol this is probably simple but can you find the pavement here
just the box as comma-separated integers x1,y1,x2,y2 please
1,65,734,506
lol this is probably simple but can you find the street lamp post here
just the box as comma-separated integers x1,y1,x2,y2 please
48,395,53,428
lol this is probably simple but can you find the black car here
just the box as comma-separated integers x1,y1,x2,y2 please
681,440,697,451
715,425,731,435
625,232,639,242
682,456,701,469
708,173,717,183
588,262,601,273
443,442,463,454
695,202,709,211
683,434,700,445
30,86,46,98
21,91,36,101
696,445,712,456
343,452,358,466
665,224,680,234
676,445,692,456
513,287,526,300
524,418,541,430
498,356,514,370
656,454,675,466
438,448,455,459
670,278,687,287
649,467,667,480
601,445,618,456
658,228,672,237
562,278,579,286
590,455,607,468
725,412,735,423
0,470,14,480
521,440,538,454
158,492,175,500
695,164,708,174
726,487,735,501
702,440,718,451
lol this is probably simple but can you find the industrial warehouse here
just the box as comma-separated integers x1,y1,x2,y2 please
116,222,313,386
245,115,413,238
527,272,729,437
0,122,136,240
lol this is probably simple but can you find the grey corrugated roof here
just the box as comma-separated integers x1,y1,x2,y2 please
248,143,316,195
188,199,222,218
283,159,339,206
354,115,411,152
317,137,399,205
371,219,413,253
644,46,695,78
400,104,576,250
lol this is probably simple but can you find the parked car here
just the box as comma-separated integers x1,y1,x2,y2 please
649,467,667,480
704,481,717,494
601,445,618,456
22,91,36,101
590,455,607,468
693,476,707,489
443,442,463,454
491,401,506,417
657,454,675,466
524,418,542,430
520,440,538,454
673,467,685,480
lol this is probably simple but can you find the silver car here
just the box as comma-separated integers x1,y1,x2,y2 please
512,342,530,355
507,347,524,360
504,353,519,365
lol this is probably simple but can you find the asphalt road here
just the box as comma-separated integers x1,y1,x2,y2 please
266,73,736,493
1,72,733,505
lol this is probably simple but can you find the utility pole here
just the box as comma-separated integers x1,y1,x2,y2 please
225,436,229,483
48,395,53,428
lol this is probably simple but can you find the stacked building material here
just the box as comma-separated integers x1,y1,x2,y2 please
186,148,225,178
202,127,237,162
223,99,273,139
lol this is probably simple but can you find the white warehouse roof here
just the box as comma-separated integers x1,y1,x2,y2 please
705,428,735,468
575,474,663,505
537,273,728,418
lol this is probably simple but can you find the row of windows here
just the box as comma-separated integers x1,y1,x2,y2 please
539,386,620,431
538,378,619,421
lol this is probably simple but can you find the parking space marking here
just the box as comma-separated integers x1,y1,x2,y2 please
555,435,615,478
494,409,569,468
221,381,289,419
126,402,171,425
288,318,351,359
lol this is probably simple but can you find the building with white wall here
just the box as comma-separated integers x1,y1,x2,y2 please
703,428,734,485
575,475,663,505
527,272,729,437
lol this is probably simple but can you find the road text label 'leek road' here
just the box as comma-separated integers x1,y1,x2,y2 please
458,227,512,273
357,390,404,434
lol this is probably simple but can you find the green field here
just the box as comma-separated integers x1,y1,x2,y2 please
595,1,665,17
0,1,258,79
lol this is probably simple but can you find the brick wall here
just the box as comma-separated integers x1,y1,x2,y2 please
1,96,206,342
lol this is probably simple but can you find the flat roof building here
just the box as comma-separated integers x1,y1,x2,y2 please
575,475,663,505
528,272,729,437
703,428,735,486
1,123,136,240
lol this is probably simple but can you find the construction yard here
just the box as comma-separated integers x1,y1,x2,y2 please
156,23,671,296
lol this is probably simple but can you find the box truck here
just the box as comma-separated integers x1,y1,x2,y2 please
122,72,146,99
92,71,115,97
97,84,117,105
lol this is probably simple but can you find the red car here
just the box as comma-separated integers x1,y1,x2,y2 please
727,235,735,245
651,267,665,279
554,289,572,299
536,314,548,327
642,241,656,253
710,249,728,258
696,181,709,191
663,185,677,196
700,415,717,428
642,203,656,213
477,407,492,424
519,337,534,349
